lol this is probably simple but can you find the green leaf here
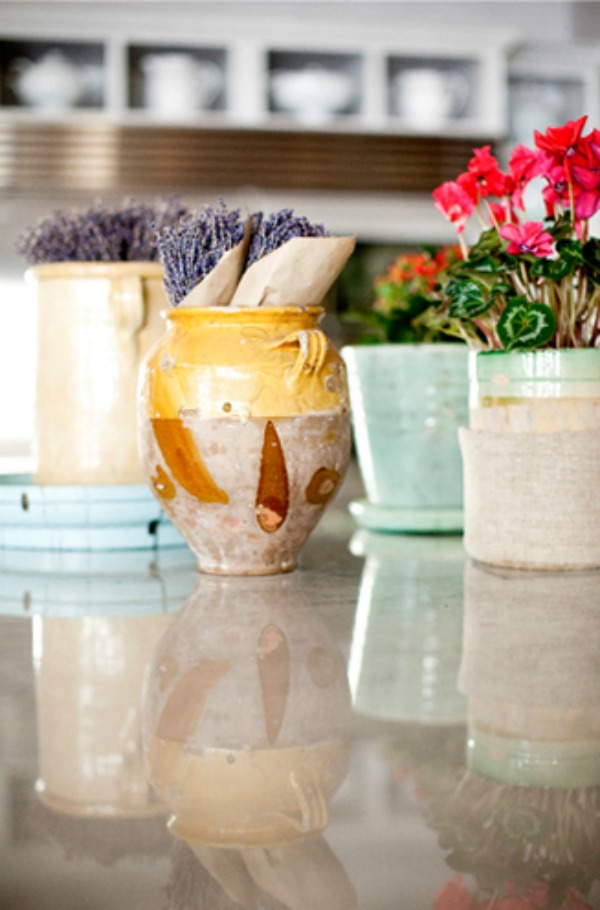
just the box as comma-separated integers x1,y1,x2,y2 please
375,282,402,304
497,299,556,350
582,238,600,273
491,281,512,300
556,238,585,265
462,255,500,275
446,279,492,318
529,257,573,280
469,227,503,255
547,213,574,241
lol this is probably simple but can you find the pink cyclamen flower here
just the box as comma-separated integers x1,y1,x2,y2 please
459,145,512,199
534,116,588,167
571,162,600,219
508,144,546,209
499,221,554,257
541,162,571,216
489,200,515,226
432,181,475,233
570,130,600,219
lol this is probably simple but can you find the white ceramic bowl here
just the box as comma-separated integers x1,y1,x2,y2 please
270,66,356,124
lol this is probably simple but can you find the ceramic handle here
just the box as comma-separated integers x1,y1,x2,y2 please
109,275,146,335
270,329,329,388
448,71,470,116
196,60,223,104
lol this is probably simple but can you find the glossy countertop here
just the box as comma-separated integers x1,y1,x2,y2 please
1,461,599,910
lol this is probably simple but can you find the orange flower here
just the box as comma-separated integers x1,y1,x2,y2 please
434,875,475,910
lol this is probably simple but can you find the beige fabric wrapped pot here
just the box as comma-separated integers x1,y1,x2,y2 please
462,349,600,570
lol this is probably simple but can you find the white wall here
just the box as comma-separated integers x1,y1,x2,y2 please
0,1,579,44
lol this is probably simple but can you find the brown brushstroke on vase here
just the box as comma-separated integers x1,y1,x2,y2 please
255,420,289,533
151,417,229,504
150,464,177,500
305,466,341,505
257,624,290,746
156,659,231,743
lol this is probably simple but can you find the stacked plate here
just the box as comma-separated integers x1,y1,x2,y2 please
0,545,198,617
0,476,186,551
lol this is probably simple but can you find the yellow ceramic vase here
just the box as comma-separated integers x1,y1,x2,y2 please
30,262,166,485
138,306,351,575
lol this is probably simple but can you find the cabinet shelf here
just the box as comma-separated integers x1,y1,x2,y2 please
0,28,513,141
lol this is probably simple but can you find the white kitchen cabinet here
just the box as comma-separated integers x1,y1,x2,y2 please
0,25,516,139
508,45,600,146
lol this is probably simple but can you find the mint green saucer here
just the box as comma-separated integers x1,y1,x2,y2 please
349,498,463,534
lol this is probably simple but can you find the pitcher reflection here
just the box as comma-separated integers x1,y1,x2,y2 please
31,549,196,820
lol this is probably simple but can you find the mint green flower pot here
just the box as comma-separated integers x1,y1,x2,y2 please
341,344,469,532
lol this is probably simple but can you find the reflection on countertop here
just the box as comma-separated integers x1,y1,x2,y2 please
1,468,600,909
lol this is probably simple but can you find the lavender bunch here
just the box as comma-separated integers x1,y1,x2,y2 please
156,200,246,306
16,197,190,265
246,208,328,267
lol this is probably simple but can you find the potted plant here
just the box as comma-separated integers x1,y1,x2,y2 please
341,246,469,533
432,116,600,569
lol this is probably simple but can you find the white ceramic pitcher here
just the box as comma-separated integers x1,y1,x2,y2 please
9,50,87,110
394,67,469,128
141,52,223,116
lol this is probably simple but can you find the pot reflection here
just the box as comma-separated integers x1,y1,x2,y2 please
348,531,466,725
460,560,600,788
143,573,352,848
421,560,600,908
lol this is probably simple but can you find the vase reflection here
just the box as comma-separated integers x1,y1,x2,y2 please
166,835,357,910
142,573,352,849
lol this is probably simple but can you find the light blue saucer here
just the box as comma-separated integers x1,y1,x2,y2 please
349,498,463,534
0,475,186,551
